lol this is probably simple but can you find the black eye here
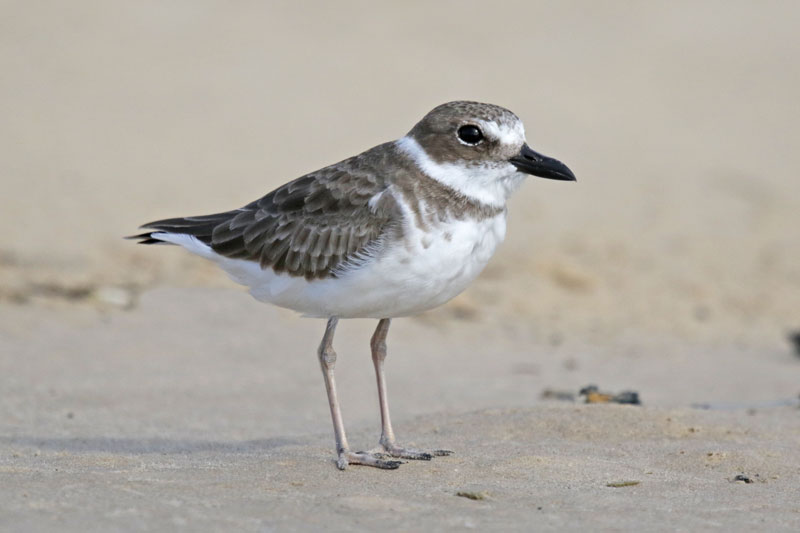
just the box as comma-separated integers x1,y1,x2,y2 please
457,125,484,145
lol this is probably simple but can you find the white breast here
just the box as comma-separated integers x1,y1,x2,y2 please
326,210,507,318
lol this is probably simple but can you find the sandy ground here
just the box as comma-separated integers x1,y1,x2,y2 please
1,290,799,531
2,1,800,531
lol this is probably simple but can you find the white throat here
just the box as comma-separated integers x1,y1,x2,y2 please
396,136,524,208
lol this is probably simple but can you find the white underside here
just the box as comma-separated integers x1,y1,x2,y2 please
151,209,507,319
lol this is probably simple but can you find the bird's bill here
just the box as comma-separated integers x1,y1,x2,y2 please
509,144,576,181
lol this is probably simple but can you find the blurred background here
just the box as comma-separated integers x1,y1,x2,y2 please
1,1,799,348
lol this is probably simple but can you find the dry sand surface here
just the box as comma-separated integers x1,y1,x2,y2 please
2,1,800,531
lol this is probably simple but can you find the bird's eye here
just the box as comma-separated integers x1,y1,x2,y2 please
457,125,484,145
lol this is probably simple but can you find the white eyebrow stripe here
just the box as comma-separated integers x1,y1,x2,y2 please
480,119,525,146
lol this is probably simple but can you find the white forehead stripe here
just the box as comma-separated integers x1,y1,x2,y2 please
395,136,525,208
480,119,525,147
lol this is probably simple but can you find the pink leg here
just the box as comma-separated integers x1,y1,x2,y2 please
370,318,452,460
318,317,402,470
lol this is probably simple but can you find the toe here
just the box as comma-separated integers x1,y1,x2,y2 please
340,451,405,470
382,443,451,460
375,459,403,469
396,450,432,461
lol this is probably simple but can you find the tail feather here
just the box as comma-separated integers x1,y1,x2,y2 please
127,212,238,245
125,232,174,245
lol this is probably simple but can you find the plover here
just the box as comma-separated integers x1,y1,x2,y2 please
131,101,575,470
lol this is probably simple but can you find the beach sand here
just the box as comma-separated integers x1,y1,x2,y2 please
1,1,799,530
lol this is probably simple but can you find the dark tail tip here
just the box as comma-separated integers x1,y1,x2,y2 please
125,232,172,245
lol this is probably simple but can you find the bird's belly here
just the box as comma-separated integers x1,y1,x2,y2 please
245,213,507,318
365,215,507,315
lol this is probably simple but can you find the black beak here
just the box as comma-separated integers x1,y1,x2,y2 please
509,144,576,181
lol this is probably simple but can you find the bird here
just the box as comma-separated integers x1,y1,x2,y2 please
130,101,576,470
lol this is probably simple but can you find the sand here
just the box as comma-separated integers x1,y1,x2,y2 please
2,1,800,531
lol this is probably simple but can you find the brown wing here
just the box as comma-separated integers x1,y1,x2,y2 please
136,144,401,280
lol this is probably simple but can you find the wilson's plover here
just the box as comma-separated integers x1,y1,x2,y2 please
131,101,576,470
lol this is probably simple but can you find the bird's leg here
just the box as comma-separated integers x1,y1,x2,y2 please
370,318,452,460
317,317,402,470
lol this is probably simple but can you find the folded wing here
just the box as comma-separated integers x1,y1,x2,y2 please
133,152,399,280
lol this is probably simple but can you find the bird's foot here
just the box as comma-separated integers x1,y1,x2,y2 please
336,450,404,470
378,442,453,461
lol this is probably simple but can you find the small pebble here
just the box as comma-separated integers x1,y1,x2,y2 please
456,491,489,501
580,385,642,405
606,480,640,488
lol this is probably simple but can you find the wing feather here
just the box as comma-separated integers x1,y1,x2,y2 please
139,143,401,279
